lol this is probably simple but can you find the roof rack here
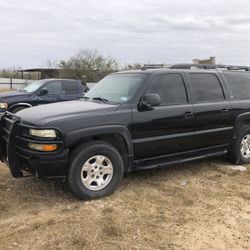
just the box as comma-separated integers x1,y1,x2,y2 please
170,63,250,71
141,64,170,70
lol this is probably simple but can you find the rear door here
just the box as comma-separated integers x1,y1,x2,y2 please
132,72,195,160
186,72,233,149
61,81,82,101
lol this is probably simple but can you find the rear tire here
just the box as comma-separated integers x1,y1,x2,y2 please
229,126,250,164
68,141,124,200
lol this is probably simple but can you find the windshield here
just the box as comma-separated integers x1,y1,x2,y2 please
21,80,47,93
85,74,147,103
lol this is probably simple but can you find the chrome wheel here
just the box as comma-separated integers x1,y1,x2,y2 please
80,155,113,191
240,134,250,159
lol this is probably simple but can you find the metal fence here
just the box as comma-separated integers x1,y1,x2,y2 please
0,78,33,90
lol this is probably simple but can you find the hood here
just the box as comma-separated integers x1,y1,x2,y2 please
0,91,27,100
17,100,118,126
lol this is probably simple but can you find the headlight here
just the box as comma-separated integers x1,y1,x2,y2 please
0,103,8,109
29,129,57,138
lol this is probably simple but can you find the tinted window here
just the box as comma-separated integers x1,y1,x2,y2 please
224,72,250,99
189,73,224,102
147,74,187,105
44,81,62,95
62,81,79,95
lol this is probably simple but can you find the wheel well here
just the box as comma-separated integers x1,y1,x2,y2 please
9,104,31,112
234,120,250,137
70,134,129,170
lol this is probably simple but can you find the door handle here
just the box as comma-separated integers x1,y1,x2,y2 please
184,111,193,118
221,108,229,113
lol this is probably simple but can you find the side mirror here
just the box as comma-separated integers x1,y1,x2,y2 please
140,93,161,109
38,88,48,96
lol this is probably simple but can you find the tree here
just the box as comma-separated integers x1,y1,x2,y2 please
45,58,59,69
59,49,118,82
0,67,21,78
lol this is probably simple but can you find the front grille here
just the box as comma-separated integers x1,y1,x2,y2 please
2,116,15,142
0,112,24,177
1,112,20,160
1,112,64,178
1,113,46,176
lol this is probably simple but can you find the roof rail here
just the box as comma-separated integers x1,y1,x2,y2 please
141,64,170,70
170,63,250,71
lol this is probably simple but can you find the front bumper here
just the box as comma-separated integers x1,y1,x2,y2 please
0,112,69,180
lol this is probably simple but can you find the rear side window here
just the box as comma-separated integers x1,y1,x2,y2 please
148,74,187,105
62,81,79,95
224,72,250,99
189,73,225,103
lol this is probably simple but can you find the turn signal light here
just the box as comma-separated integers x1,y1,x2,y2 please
28,143,58,152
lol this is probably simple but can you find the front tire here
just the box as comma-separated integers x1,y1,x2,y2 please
68,141,124,200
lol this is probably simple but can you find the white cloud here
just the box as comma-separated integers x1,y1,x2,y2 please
1,0,250,67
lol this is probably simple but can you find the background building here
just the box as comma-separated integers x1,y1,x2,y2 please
193,56,216,64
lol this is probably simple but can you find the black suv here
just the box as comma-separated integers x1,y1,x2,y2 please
0,79,85,115
1,64,250,200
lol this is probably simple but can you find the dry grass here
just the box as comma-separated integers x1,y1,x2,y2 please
0,158,250,250
0,88,16,93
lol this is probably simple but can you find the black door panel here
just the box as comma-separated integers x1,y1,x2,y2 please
132,104,195,159
132,73,195,160
193,102,233,148
187,72,234,148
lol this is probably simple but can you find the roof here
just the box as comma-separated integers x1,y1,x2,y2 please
115,63,250,75
170,63,250,71
38,78,80,82
113,68,214,75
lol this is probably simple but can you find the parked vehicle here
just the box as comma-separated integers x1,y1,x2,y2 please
0,79,85,115
1,64,250,200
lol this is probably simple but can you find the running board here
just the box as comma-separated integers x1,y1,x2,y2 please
133,149,228,171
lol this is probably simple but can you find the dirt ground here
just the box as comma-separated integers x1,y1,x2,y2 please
0,157,249,250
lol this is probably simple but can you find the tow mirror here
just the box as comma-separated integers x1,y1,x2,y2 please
140,93,161,109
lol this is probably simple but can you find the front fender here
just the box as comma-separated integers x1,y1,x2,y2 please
64,125,134,172
64,124,134,157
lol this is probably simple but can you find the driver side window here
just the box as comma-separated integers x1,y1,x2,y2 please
43,81,62,95
147,74,188,106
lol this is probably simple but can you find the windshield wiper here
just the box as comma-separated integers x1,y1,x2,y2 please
92,97,109,103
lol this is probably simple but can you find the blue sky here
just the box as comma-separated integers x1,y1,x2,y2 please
1,0,250,68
